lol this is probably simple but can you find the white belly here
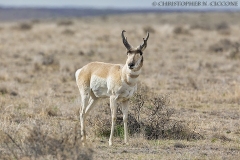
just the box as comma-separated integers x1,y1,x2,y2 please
90,75,110,98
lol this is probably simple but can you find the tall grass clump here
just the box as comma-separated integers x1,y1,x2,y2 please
0,121,93,160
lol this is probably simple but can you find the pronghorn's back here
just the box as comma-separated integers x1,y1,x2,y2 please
76,62,122,84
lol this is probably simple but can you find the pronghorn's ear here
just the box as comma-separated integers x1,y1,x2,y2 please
122,30,133,51
137,31,149,52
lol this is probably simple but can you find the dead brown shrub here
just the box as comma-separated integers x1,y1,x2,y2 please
0,85,18,96
173,26,190,35
190,22,229,32
227,46,240,59
42,55,58,66
190,23,212,30
17,23,33,31
143,26,155,33
174,142,187,148
140,95,201,140
88,83,202,141
0,86,8,95
209,39,239,53
33,53,60,71
188,77,198,90
45,106,60,117
215,22,229,31
57,20,74,26
62,29,75,35
212,133,231,142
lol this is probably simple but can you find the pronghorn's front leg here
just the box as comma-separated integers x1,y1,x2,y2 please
109,95,117,146
122,100,129,145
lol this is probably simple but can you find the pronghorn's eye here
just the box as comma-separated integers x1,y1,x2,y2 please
136,50,143,55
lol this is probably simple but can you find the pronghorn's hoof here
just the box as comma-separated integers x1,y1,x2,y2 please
124,142,129,145
81,139,86,147
82,141,86,146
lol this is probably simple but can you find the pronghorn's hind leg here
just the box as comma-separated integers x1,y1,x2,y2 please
109,95,117,146
79,87,99,146
79,88,90,145
85,90,99,116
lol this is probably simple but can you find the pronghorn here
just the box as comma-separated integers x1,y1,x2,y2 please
75,30,149,146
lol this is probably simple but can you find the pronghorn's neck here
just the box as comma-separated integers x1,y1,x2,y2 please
122,57,143,86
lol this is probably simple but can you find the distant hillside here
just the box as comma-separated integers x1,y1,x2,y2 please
0,7,239,22
0,7,164,21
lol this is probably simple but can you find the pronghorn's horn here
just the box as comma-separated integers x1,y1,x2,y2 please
122,30,133,51
137,32,149,51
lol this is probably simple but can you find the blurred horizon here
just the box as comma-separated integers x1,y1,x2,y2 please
0,0,240,10
0,0,240,22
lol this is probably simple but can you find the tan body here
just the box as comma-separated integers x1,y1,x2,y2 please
75,30,149,146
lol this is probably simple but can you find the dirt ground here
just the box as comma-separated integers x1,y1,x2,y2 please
0,12,240,159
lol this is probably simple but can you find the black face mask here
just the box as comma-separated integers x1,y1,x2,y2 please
127,50,143,55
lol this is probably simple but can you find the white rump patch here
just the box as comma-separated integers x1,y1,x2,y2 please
75,68,82,82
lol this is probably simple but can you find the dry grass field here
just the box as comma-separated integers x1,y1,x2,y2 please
0,12,240,159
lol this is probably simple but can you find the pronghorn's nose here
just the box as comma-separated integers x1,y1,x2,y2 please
128,63,135,69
